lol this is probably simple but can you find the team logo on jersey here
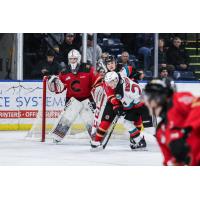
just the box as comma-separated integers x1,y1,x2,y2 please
105,115,110,120
161,135,166,144
178,96,193,105
71,80,81,92
116,94,122,100
170,132,180,140
65,76,71,81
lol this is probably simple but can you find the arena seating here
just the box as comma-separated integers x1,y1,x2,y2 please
173,71,196,80
22,33,200,81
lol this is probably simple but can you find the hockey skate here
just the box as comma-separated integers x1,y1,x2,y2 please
130,136,147,150
90,140,103,151
53,138,62,144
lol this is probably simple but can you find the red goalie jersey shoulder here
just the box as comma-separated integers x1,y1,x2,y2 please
58,64,98,101
156,92,200,166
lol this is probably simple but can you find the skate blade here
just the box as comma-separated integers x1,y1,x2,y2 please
90,146,104,152
131,147,147,151
53,139,62,144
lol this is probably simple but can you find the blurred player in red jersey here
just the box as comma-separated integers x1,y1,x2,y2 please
144,79,200,166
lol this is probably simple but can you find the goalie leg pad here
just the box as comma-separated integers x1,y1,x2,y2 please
50,97,83,141
79,99,95,137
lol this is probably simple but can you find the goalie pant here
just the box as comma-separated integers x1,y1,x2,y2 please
156,92,200,166
93,76,145,143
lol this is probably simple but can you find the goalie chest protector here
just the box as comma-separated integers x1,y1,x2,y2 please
59,64,96,101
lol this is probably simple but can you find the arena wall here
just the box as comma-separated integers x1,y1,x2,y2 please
0,80,200,131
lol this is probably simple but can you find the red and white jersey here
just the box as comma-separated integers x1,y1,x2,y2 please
116,77,143,109
119,66,133,78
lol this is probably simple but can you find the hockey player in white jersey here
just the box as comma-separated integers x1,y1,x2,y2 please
91,71,147,150
90,55,151,146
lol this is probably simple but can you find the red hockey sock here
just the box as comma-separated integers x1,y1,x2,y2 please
95,133,104,142
95,121,111,142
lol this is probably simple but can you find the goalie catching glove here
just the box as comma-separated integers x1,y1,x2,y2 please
47,75,65,93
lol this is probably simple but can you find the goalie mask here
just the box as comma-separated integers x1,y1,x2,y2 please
68,49,81,74
104,71,119,89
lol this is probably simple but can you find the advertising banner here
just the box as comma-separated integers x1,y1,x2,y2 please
0,81,65,130
0,80,200,130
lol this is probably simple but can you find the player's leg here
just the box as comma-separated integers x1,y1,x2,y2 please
90,102,116,148
134,115,143,132
140,104,153,128
50,97,83,143
90,85,107,137
124,107,146,149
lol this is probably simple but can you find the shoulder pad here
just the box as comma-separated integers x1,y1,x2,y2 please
60,66,71,74
80,63,92,72
81,62,91,68
86,64,91,69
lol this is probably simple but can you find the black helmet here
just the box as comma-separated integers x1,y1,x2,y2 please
105,55,116,65
46,50,55,57
144,79,174,105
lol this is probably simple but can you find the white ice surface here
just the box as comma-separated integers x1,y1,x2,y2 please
0,128,163,166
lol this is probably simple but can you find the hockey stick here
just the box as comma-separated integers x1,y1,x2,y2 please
102,115,120,149
152,109,157,128
151,109,158,137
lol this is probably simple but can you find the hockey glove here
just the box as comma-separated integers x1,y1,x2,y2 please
48,75,65,94
113,105,124,116
48,75,58,83
41,68,49,76
169,138,191,165
168,127,192,165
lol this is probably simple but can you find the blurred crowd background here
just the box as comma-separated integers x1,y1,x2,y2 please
1,33,200,81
